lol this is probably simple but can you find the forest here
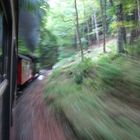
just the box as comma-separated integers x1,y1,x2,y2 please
19,0,140,139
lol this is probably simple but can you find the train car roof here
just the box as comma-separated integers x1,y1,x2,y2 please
18,54,38,62
18,54,32,61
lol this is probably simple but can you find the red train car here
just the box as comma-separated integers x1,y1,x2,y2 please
17,54,34,86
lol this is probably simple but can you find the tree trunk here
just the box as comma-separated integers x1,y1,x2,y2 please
74,0,84,61
129,0,140,44
86,20,90,46
91,15,95,44
116,4,126,53
137,0,140,22
93,11,100,47
130,8,138,44
100,0,107,53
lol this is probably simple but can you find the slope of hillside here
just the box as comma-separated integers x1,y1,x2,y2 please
44,40,140,140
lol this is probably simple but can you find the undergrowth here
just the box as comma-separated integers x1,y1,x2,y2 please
44,55,140,140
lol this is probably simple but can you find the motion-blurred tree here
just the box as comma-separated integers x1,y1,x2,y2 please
38,9,59,68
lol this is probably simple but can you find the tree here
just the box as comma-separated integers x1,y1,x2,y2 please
109,0,126,53
100,0,107,53
129,0,139,44
116,3,126,53
45,0,140,56
93,11,100,47
74,0,84,61
38,30,58,68
37,6,58,68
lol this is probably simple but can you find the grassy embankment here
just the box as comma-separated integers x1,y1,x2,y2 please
44,40,140,140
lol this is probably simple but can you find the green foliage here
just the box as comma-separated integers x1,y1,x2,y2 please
45,0,102,60
73,58,93,84
96,55,140,97
97,56,122,87
36,0,139,64
44,53,140,140
19,0,46,11
18,39,31,54
38,28,58,68
58,47,76,60
127,38,140,57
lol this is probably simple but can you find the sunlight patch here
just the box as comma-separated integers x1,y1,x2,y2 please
37,75,45,80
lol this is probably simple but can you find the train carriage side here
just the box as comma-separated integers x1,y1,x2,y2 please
17,55,33,86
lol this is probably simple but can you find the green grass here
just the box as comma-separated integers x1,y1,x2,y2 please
44,53,140,140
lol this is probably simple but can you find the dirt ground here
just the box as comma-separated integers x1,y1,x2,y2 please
13,76,70,140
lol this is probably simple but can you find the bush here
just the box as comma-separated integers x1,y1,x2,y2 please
127,38,140,57
73,58,93,84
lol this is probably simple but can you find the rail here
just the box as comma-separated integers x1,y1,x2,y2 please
0,79,8,97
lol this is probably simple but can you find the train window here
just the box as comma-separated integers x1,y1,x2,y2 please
0,11,2,139
0,14,2,137
0,15,2,82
